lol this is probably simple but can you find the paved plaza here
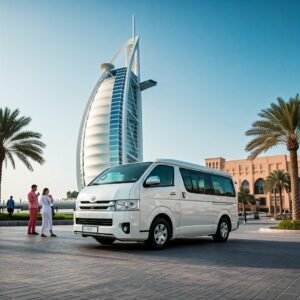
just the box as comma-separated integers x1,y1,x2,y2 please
0,221,300,300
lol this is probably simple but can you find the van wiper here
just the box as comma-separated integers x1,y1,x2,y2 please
89,181,134,186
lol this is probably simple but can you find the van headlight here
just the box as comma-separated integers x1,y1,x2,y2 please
115,200,139,211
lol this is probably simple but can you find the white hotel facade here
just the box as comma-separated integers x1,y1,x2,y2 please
77,22,156,189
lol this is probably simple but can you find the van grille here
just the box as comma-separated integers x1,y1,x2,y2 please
76,218,113,226
79,200,114,210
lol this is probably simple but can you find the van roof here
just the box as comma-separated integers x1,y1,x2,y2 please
155,159,231,177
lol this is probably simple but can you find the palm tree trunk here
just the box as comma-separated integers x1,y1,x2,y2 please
289,149,300,221
274,189,277,217
243,201,247,223
279,186,283,215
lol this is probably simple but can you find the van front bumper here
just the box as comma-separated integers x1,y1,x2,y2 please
73,210,148,241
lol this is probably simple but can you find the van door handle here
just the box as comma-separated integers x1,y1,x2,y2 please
170,192,176,196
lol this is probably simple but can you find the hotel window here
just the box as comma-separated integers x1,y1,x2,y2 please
241,180,249,190
259,197,266,206
254,178,265,194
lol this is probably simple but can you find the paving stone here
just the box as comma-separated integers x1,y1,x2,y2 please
0,221,300,299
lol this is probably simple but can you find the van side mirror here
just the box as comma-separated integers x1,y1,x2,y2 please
144,176,160,187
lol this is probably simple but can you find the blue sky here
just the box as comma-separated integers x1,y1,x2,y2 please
1,0,300,200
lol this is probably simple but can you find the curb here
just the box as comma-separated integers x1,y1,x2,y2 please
0,220,73,226
259,228,300,234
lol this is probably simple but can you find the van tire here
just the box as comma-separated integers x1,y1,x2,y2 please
213,217,230,242
94,237,115,245
146,217,171,250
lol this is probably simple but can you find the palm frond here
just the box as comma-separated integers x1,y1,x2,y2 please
245,95,300,158
9,131,42,143
15,152,34,171
0,107,46,172
264,170,291,194
5,150,15,169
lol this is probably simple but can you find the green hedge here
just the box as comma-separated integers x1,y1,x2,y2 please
0,213,73,221
274,215,292,221
273,220,300,230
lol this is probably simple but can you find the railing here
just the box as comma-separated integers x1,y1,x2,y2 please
0,199,76,211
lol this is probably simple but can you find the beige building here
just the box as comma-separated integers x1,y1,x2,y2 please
204,155,300,213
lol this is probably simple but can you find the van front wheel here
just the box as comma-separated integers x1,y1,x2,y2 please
146,217,171,250
213,217,230,242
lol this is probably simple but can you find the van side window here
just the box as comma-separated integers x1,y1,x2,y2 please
180,168,193,191
210,175,236,197
180,168,235,197
146,165,174,187
180,168,212,194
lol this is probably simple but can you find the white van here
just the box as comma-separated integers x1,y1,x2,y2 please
74,159,239,249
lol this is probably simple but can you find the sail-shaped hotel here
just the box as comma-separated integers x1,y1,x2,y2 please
77,19,156,189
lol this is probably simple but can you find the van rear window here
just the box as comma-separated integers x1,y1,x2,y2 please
179,168,235,197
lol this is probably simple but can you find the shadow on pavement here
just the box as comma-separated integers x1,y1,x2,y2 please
75,237,300,270
1,230,299,270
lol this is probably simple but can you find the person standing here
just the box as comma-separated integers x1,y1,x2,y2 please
7,196,15,217
27,184,40,235
40,188,56,237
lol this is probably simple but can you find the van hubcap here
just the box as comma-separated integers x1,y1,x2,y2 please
154,224,168,245
220,222,229,239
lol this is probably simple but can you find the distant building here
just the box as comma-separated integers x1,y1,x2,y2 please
204,155,300,213
77,18,156,189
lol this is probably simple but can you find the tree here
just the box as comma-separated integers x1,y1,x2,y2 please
264,170,290,216
66,191,78,199
245,95,300,221
0,108,45,200
238,186,256,223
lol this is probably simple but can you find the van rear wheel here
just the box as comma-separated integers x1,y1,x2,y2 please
146,217,171,250
94,237,115,245
213,217,230,242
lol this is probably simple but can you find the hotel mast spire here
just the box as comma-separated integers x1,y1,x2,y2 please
132,15,135,40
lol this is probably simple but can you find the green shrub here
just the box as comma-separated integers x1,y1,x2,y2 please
53,213,73,220
274,215,292,221
273,220,300,230
0,212,73,221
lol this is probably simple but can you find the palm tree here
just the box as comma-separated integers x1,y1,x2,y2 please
245,95,300,221
272,188,278,216
0,108,46,200
264,170,290,216
238,186,256,223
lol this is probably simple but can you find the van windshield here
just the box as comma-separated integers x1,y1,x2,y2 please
89,162,153,186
